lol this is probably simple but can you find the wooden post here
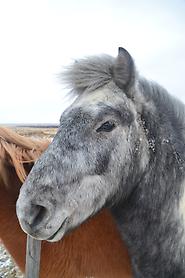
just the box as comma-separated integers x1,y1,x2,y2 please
25,235,41,278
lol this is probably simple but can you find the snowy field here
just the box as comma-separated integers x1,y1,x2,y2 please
0,244,23,278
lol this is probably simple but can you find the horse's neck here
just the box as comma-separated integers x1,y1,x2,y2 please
110,82,185,276
111,154,185,276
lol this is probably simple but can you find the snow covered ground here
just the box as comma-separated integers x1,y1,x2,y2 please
0,244,23,278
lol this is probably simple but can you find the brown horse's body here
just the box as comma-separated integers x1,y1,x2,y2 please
0,127,132,278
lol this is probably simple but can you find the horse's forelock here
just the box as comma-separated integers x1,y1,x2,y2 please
61,55,114,96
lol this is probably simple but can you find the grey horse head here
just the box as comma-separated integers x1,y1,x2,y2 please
16,48,149,241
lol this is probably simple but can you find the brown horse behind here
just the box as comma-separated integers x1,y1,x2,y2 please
0,127,132,278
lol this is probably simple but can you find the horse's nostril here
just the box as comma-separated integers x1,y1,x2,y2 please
30,205,49,228
16,199,54,238
33,205,48,226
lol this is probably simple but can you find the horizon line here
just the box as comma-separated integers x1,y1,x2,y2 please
0,123,59,128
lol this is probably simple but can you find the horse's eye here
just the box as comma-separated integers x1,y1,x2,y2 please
96,121,116,132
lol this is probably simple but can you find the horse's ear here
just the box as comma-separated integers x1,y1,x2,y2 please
113,47,135,94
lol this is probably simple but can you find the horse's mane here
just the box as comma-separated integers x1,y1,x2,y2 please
0,127,49,183
138,78,185,130
62,55,114,95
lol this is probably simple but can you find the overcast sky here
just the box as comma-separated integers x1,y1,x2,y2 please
0,0,185,124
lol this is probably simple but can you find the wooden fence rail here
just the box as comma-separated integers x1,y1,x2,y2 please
25,235,41,278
